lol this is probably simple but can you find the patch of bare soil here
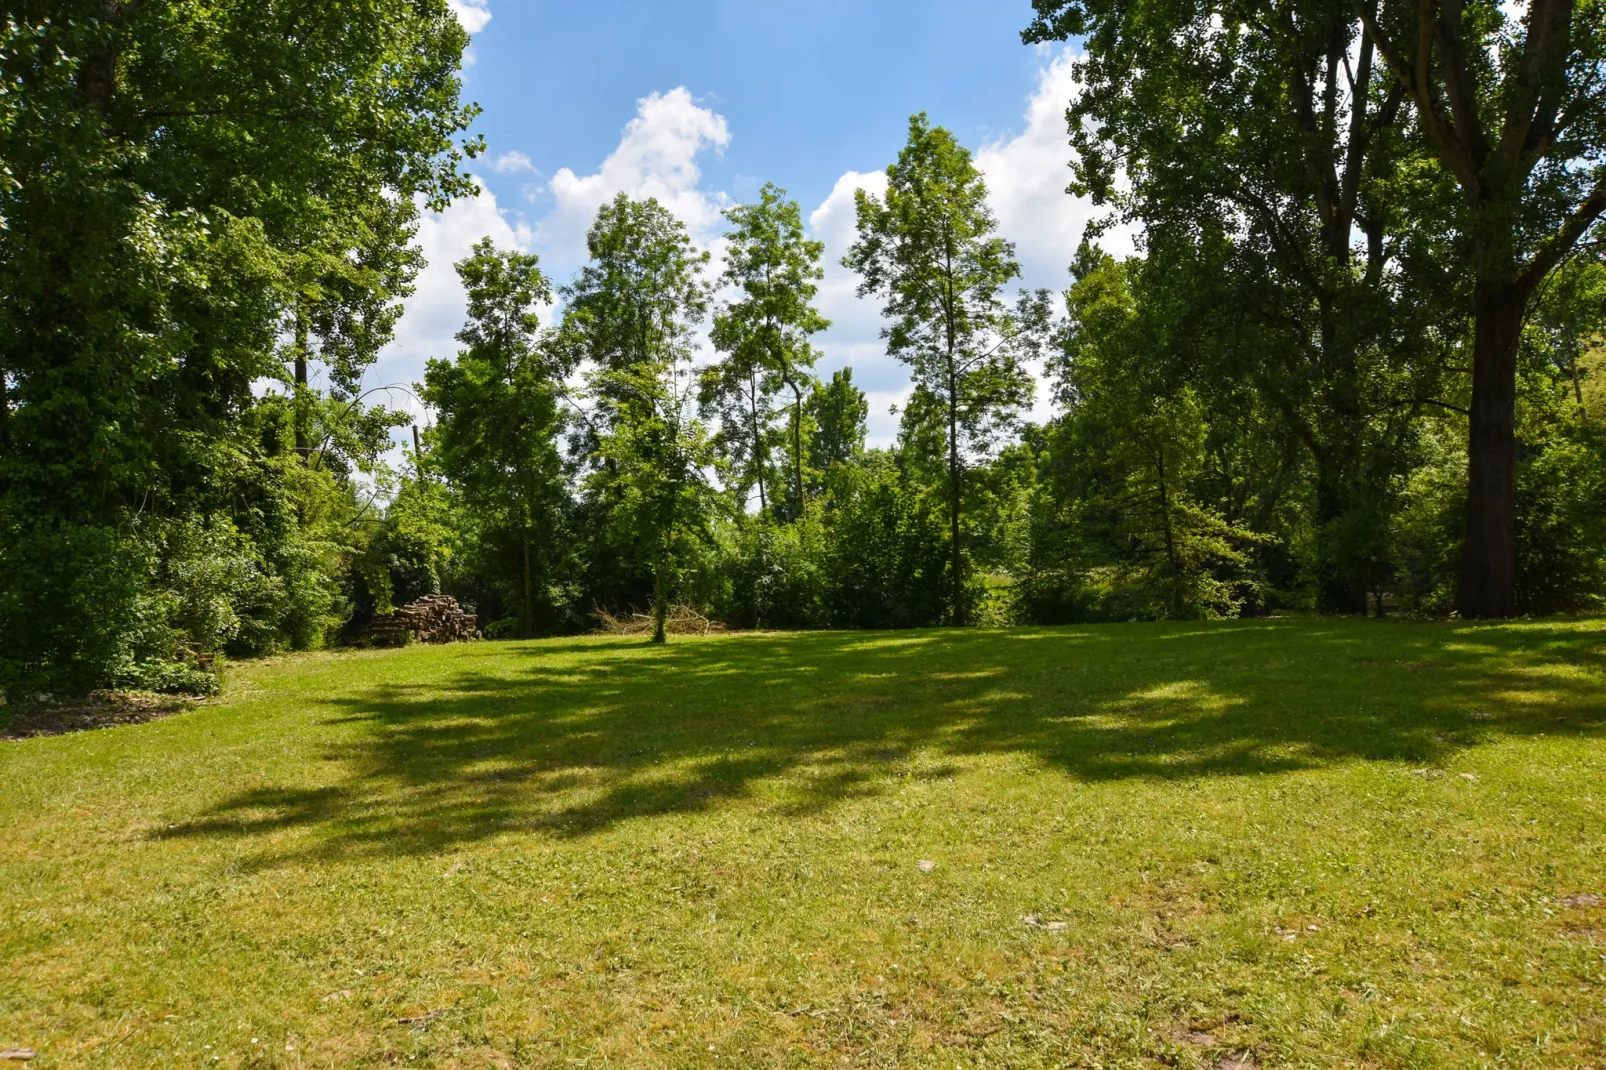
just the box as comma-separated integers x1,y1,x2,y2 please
0,691,200,740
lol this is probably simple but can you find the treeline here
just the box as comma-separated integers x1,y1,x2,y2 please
2,0,1604,695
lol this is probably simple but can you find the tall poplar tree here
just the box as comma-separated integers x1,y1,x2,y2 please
846,115,1042,623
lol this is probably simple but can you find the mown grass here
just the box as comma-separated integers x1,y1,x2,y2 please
2,618,1604,1068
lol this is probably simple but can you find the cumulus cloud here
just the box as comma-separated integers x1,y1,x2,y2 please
375,48,1115,447
447,0,492,34
975,49,1135,286
807,47,1127,441
490,150,536,175
538,87,732,268
373,181,536,421
805,170,909,445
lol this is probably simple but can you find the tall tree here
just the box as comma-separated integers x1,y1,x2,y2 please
808,368,870,475
1025,0,1453,612
420,240,567,637
0,0,478,688
564,195,714,643
708,184,830,515
1349,0,1606,616
846,115,1042,623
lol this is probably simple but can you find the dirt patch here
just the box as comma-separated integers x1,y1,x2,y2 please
0,692,200,740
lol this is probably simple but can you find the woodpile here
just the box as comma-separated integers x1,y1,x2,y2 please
368,595,480,646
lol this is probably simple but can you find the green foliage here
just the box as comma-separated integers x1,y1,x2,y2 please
0,0,477,690
421,239,570,637
846,115,1045,622
1020,249,1271,623
705,184,829,516
565,195,716,642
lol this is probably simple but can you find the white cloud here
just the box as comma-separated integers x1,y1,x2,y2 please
975,49,1135,286
377,50,1115,451
490,150,536,175
373,180,536,422
806,47,1128,442
805,170,907,445
539,87,732,267
447,0,492,34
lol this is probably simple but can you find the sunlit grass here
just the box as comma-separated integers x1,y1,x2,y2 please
2,618,1605,1067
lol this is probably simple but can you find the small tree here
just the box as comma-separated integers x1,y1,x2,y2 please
846,115,1046,622
421,239,567,637
707,184,830,515
807,367,869,488
564,195,714,643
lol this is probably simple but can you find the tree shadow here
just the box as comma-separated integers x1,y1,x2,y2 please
159,619,1606,866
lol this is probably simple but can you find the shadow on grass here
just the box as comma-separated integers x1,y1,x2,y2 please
161,618,1606,865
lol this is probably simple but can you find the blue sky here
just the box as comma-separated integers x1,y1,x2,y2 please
380,1,1128,444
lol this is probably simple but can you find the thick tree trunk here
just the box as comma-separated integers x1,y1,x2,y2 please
1458,281,1524,618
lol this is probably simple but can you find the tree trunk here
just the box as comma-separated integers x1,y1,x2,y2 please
520,511,536,638
1458,281,1524,618
750,369,767,513
652,532,669,645
947,374,964,625
293,309,310,460
790,380,805,516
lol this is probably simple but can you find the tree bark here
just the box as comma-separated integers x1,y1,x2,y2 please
749,368,767,513
293,309,310,460
1458,281,1524,617
948,370,964,626
0,364,10,459
520,509,536,638
652,532,669,645
789,378,806,515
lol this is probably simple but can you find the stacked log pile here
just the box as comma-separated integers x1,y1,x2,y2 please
368,595,480,646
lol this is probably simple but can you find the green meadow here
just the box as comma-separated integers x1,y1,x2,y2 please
3,619,1604,1067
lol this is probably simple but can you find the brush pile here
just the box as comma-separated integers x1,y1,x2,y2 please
591,605,723,637
368,595,480,646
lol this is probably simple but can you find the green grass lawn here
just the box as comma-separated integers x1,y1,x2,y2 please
3,619,1605,1068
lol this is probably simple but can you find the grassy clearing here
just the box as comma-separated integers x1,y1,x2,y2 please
2,619,1604,1068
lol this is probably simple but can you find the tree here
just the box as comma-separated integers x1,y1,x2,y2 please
707,184,830,515
421,240,568,637
845,115,1043,623
0,0,478,689
564,195,714,643
1351,0,1606,616
1039,249,1271,619
1025,0,1457,612
807,368,870,478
